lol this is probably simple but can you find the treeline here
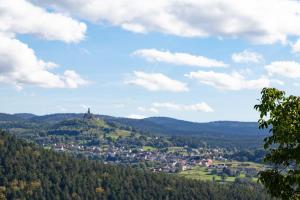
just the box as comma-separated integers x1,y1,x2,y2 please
0,113,267,150
0,130,272,200
168,135,264,149
227,149,265,162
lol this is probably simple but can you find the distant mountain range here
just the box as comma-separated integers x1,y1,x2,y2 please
0,112,269,149
0,112,268,137
109,117,268,137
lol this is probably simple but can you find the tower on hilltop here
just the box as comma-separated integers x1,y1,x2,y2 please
83,108,93,120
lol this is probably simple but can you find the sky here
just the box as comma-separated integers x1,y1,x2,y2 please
0,0,300,122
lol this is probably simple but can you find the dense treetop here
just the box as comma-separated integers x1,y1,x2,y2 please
255,88,300,199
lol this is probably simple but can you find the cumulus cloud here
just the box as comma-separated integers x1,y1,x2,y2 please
133,49,227,67
0,34,88,89
0,0,86,42
0,0,87,89
185,70,270,90
152,102,214,112
265,61,300,78
125,71,188,92
291,39,300,53
270,79,285,86
231,50,263,63
32,0,300,45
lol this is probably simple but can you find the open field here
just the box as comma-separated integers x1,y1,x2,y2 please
178,161,262,183
213,160,264,170
105,130,132,140
143,146,157,151
178,166,236,182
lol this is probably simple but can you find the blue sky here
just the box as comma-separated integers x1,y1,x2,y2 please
0,0,300,122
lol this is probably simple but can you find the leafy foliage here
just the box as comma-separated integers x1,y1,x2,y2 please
255,88,300,199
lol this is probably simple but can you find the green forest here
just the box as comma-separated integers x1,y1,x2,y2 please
0,130,272,200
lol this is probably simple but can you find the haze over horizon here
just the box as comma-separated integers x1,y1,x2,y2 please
1,0,300,122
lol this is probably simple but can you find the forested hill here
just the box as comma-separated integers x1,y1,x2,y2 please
0,130,272,199
1,113,267,137
110,117,268,137
0,112,268,149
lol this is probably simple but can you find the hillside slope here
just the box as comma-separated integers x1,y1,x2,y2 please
0,130,272,200
3,113,266,136
0,113,267,149
109,117,267,137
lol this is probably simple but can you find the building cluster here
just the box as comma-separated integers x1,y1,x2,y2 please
39,109,259,177
48,141,236,173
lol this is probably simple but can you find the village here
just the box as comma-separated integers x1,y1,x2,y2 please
30,109,262,181
1,108,262,183
46,138,260,181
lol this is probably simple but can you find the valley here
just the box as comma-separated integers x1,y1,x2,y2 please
0,111,267,183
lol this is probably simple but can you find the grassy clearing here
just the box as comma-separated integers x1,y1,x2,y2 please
115,130,131,137
213,160,264,170
143,146,157,151
168,147,184,151
179,167,221,181
178,164,259,183
92,119,109,128
178,166,238,182
106,130,131,140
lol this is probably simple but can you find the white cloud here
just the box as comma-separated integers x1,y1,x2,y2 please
265,61,300,78
270,79,285,86
0,34,88,89
238,68,254,76
291,39,300,53
152,102,214,112
0,0,88,89
0,0,86,43
149,107,159,113
63,70,88,88
138,106,159,113
127,114,146,119
133,49,227,68
185,70,270,90
153,102,181,110
126,71,188,92
32,0,300,45
231,50,263,63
